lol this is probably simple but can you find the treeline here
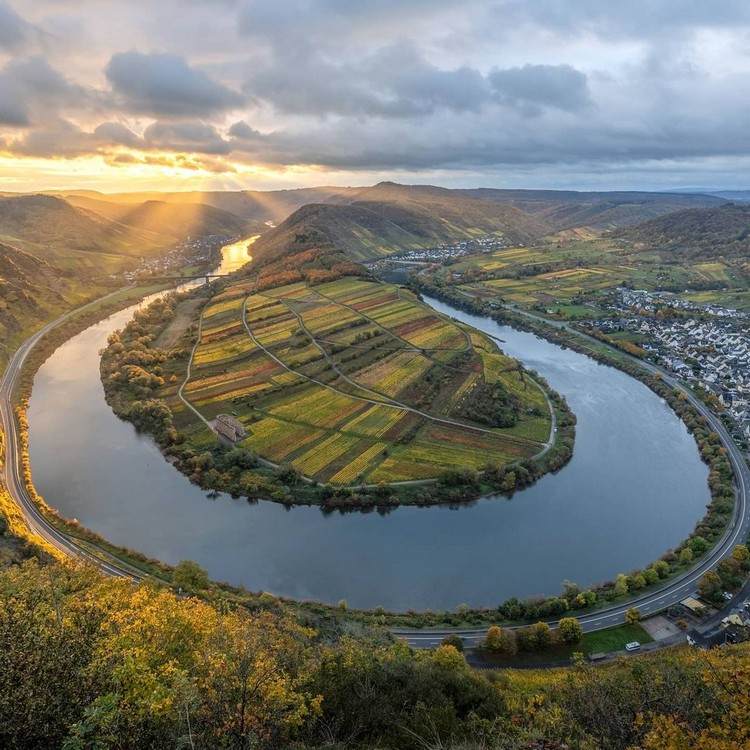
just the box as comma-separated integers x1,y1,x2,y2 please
0,558,749,750
249,242,370,292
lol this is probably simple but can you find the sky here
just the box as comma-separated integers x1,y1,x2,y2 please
2,0,750,193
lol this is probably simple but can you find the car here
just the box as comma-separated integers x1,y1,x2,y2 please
686,635,696,646
722,591,733,602
625,641,641,652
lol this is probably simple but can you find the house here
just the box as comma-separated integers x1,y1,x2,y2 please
215,414,247,442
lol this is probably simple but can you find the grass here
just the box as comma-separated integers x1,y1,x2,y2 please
167,276,552,485
580,622,653,654
475,623,656,669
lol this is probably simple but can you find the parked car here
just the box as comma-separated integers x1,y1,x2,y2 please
625,641,641,652
722,591,733,602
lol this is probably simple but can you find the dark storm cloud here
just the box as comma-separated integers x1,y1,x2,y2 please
488,64,591,114
105,52,245,118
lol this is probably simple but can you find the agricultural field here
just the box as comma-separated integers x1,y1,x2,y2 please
436,236,750,315
165,276,552,485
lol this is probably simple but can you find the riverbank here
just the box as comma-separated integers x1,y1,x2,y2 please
408,280,742,617
19,278,722,620
2,232,735,629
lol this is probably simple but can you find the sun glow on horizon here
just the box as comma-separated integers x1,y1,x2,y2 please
0,152,335,194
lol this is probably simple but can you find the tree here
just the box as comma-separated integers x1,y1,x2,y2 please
173,560,209,592
574,590,597,608
484,626,503,651
653,560,670,579
644,567,660,585
484,626,516,655
625,607,641,625
614,573,629,597
679,547,694,565
690,536,710,555
530,621,552,649
441,634,464,652
732,544,749,565
698,571,723,602
558,617,583,645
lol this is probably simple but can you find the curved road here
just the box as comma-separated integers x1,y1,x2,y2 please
0,291,145,580
0,292,747,649
393,305,750,647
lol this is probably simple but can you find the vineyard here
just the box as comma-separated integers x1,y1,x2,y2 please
165,277,552,485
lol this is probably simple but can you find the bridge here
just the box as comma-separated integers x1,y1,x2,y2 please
145,273,229,284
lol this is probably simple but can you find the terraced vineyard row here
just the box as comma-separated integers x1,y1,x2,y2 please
165,277,551,485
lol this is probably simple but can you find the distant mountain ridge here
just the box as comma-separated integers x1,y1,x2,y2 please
250,181,726,265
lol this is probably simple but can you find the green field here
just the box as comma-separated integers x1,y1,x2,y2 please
437,236,750,313
164,277,551,485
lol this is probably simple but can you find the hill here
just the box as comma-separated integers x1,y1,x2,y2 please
0,194,159,258
63,195,251,243
617,202,750,259
0,193,253,280
59,186,357,223
251,184,550,265
250,182,730,267
0,241,75,368
457,187,726,230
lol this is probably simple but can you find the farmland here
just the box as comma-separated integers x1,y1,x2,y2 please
150,276,555,487
433,235,750,320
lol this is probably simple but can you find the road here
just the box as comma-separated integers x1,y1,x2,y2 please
0,290,146,579
0,291,748,652
393,304,750,648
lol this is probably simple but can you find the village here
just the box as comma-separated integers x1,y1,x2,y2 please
366,234,512,274
586,288,750,449
122,234,235,282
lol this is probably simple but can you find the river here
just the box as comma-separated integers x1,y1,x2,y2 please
26,239,710,611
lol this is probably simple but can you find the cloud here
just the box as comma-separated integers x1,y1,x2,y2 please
6,0,750,188
0,56,89,127
244,40,490,118
93,121,142,147
0,2,32,52
489,64,591,114
105,51,245,117
487,1,750,39
143,121,231,154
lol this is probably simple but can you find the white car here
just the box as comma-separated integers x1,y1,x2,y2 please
625,641,641,652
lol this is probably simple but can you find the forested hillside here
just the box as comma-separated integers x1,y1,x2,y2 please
0,554,747,750
251,185,549,264
0,194,250,262
618,202,750,260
